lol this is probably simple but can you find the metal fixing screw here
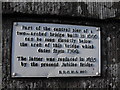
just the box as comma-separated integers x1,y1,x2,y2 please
96,28,100,31
12,73,16,76
14,22,18,26
96,72,99,75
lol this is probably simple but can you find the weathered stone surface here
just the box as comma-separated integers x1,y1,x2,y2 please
2,2,120,19
0,1,2,90
0,64,2,89
2,2,120,89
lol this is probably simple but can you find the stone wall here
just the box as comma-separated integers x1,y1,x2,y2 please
2,2,120,19
2,2,120,89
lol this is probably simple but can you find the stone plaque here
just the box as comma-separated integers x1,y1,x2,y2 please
11,22,101,77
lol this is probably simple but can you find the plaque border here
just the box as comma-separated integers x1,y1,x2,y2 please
8,15,102,79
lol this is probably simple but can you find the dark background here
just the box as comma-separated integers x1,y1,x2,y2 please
2,2,120,89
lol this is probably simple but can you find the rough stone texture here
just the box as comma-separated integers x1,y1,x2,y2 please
0,1,2,90
2,2,120,89
0,64,2,89
2,2,120,19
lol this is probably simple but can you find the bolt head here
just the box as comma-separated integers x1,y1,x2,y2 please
96,72,99,75
96,28,100,31
12,73,16,76
14,22,18,26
